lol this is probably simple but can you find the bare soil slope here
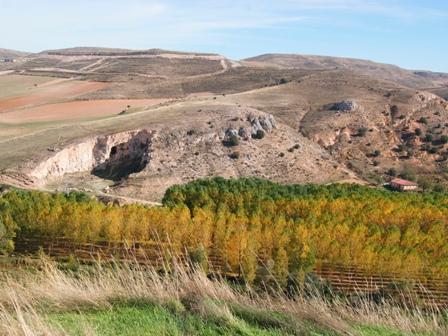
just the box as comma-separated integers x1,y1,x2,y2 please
1,48,448,200
244,54,448,89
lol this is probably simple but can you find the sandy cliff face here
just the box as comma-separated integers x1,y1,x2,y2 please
30,130,154,182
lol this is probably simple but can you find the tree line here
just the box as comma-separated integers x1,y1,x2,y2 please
1,178,448,286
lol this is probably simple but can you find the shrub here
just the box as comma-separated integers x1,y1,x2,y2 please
0,199,16,255
372,150,381,157
434,184,445,193
396,144,405,152
440,135,448,144
424,134,433,143
415,128,422,136
358,127,368,137
387,168,397,176
224,135,239,147
229,152,240,159
418,177,434,192
400,167,417,181
253,130,265,140
428,147,438,154
390,105,399,117
418,117,428,125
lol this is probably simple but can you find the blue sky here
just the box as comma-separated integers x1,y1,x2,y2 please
1,0,447,72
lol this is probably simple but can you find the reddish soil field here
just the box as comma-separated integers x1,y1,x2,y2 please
0,81,109,112
0,99,168,124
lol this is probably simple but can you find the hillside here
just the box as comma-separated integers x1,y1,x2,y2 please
0,48,29,58
41,46,219,56
1,48,448,200
244,53,448,89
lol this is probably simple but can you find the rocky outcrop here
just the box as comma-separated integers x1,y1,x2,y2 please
30,130,155,182
330,100,359,112
249,114,277,134
312,128,351,148
226,114,277,142
92,130,153,181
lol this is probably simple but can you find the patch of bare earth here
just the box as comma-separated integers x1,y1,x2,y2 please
0,99,169,124
0,81,109,112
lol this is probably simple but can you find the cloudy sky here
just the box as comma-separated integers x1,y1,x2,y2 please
1,0,447,71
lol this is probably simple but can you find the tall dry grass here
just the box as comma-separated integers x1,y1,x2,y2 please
0,256,446,336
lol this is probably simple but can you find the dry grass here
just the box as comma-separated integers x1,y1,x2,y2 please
0,256,446,335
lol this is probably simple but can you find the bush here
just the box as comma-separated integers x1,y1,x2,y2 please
387,168,397,176
418,177,434,192
252,130,266,140
223,135,239,147
396,144,405,152
372,150,381,157
358,127,368,137
390,105,399,117
0,199,17,255
424,134,433,143
434,184,445,193
440,135,448,144
415,128,422,136
418,117,428,125
428,147,438,154
229,152,240,159
400,167,417,181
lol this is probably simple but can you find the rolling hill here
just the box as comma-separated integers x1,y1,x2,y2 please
244,53,448,89
1,47,448,200
0,48,29,58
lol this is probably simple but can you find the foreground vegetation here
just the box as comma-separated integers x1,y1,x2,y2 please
1,178,448,286
0,258,444,336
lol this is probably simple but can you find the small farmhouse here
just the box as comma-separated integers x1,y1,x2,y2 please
390,178,418,192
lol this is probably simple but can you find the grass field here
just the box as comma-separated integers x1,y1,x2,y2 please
49,302,328,336
0,258,445,336
48,301,407,336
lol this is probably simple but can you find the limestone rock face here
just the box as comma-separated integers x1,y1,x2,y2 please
30,112,280,185
330,100,359,112
30,130,155,182
225,129,239,138
249,114,277,135
238,127,251,140
92,130,153,181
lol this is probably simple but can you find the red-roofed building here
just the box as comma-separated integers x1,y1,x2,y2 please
390,178,418,192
